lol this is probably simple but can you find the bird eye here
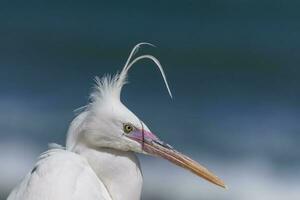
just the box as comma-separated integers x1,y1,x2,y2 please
123,123,134,134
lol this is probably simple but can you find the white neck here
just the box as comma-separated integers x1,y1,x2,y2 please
73,144,143,200
66,112,143,200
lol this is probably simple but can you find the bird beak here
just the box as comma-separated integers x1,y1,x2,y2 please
126,129,226,188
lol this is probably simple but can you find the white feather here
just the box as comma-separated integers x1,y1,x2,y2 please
89,42,172,104
7,149,112,200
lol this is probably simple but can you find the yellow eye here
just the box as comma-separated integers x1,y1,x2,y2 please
123,123,134,134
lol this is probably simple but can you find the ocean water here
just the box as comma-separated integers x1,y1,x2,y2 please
0,1,300,199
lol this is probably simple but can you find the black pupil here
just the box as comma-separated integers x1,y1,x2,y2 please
126,125,131,131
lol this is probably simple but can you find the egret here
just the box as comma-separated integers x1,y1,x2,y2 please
7,43,226,200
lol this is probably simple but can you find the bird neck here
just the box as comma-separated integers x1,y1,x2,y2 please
73,144,143,200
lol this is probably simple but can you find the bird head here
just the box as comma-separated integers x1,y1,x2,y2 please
66,43,226,188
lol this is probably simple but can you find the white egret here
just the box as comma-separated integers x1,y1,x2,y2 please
7,43,226,200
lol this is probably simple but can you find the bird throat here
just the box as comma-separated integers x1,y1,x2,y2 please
74,145,143,200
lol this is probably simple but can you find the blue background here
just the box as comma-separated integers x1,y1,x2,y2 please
0,1,299,199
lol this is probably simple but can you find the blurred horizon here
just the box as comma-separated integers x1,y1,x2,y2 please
0,1,300,200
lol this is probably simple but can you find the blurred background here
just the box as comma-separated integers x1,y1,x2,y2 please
0,1,299,199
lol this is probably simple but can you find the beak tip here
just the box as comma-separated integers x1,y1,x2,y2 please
217,180,228,190
223,184,229,190
209,176,227,189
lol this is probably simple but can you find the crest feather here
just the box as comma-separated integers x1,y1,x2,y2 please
91,43,173,103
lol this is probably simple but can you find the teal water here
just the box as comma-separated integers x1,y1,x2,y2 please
0,1,299,200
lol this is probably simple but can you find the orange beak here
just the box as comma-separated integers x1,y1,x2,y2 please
126,128,226,188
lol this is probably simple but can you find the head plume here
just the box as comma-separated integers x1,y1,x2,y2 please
91,43,173,103
67,43,173,151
